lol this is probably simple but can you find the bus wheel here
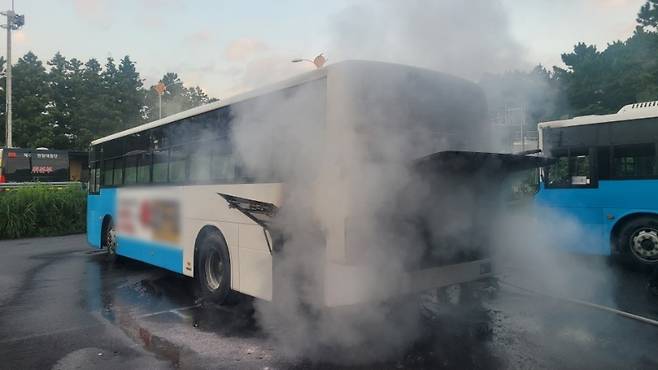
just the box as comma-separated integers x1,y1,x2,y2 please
619,217,658,265
104,220,118,257
196,233,232,304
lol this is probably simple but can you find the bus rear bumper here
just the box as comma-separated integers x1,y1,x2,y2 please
323,259,494,307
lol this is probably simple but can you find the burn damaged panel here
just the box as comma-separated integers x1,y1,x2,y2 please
218,152,553,270
384,151,554,269
413,151,555,174
217,193,279,254
217,193,277,227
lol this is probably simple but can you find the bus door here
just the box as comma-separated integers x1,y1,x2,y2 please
537,148,608,254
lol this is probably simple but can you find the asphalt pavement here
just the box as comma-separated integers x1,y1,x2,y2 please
0,235,657,369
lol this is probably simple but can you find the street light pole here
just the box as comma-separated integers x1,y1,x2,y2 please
154,81,177,120
1,3,24,148
5,9,11,148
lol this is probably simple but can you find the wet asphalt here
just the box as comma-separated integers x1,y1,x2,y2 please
0,234,657,369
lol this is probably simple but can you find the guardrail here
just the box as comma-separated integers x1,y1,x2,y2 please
0,181,87,190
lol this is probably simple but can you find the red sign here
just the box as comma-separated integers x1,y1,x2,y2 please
32,166,54,174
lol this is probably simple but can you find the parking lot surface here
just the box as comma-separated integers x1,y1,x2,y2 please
0,235,657,369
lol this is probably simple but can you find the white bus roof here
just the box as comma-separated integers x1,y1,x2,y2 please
91,65,329,146
538,100,658,129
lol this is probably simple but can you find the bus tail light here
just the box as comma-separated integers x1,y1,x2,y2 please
7,151,16,158
0,175,5,183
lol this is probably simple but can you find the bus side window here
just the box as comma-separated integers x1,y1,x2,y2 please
597,147,611,180
571,152,591,185
103,160,114,186
545,149,593,187
546,153,569,187
95,165,101,192
169,146,188,183
211,146,236,183
190,145,211,183
89,162,97,193
612,144,656,179
153,149,169,183
137,153,152,184
124,156,138,185
113,158,123,185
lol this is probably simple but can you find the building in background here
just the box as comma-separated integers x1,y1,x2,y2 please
490,106,539,153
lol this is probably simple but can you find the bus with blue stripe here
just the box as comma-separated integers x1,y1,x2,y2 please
536,101,658,266
87,60,546,307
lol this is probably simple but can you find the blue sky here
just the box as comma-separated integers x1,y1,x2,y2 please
3,0,646,98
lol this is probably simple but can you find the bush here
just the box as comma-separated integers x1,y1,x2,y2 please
0,185,87,239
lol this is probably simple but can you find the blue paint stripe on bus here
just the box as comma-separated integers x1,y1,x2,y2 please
86,188,117,248
116,236,183,274
536,179,658,255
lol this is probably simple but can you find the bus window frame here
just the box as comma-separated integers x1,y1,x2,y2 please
544,147,598,189
609,143,658,180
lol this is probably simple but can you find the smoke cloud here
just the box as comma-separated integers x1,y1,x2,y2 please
330,0,529,80
223,0,612,365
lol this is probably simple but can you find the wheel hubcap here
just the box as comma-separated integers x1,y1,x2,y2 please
205,251,224,291
631,228,658,261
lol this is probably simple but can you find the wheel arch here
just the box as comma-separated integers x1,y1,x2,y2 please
610,212,658,252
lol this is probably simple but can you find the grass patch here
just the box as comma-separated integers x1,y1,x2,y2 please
0,185,86,239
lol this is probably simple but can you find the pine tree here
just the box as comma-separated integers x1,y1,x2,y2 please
638,0,658,31
12,52,51,148
117,56,143,129
46,52,74,148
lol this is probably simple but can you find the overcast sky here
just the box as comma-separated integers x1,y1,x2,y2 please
2,0,646,98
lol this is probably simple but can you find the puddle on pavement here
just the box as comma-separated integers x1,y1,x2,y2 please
81,252,512,369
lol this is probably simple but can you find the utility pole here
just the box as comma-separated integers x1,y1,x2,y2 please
1,1,24,148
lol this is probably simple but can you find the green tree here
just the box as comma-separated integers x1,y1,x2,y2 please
143,72,217,121
74,58,114,148
12,52,51,148
2,50,216,149
46,52,75,148
117,56,143,129
638,0,658,31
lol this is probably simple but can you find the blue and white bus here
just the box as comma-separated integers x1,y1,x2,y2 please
87,60,547,307
536,101,658,265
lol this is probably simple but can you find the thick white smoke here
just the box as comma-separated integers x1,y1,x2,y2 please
224,0,611,365
330,0,529,80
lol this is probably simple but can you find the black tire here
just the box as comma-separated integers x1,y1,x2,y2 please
102,218,118,258
618,217,658,266
196,233,232,304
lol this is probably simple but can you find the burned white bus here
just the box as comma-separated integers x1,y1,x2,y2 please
87,61,550,306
